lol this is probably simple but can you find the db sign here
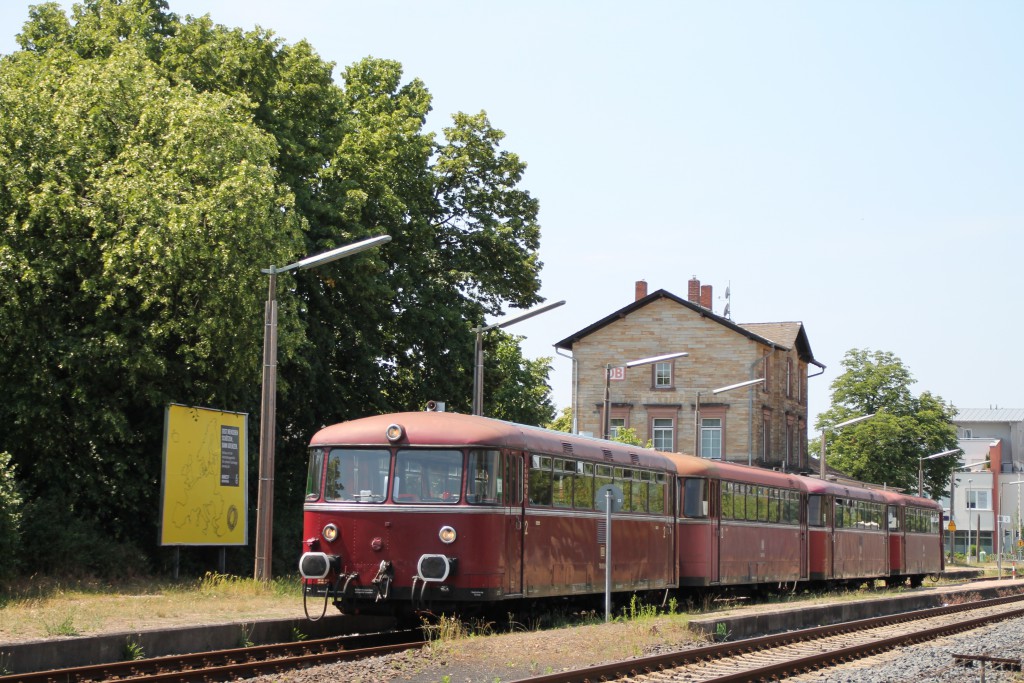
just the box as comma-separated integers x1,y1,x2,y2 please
607,366,626,381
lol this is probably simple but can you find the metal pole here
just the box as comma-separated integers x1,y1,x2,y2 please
693,392,701,458
604,487,612,622
255,268,278,581
472,328,484,415
819,429,826,480
603,364,611,440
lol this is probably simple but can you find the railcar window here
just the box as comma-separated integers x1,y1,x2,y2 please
595,464,613,501
325,448,390,503
504,454,524,506
393,449,462,503
888,506,899,531
757,486,769,522
650,473,667,514
631,472,648,513
783,491,800,525
305,448,326,501
807,495,825,527
528,455,553,506
682,478,708,518
745,485,758,522
614,467,634,511
574,461,594,510
467,449,501,504
552,458,573,508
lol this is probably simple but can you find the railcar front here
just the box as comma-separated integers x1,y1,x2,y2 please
299,412,526,617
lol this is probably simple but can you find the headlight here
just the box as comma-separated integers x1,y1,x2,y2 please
386,423,404,442
439,525,457,544
322,523,339,543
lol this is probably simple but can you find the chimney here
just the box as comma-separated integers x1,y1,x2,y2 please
700,284,712,310
688,276,701,304
635,280,648,301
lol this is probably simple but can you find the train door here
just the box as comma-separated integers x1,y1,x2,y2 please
799,492,808,580
504,451,525,596
709,479,721,584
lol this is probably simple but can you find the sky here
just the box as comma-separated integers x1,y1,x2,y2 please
2,1,1022,428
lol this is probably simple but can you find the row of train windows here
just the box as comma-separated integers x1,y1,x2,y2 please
906,506,942,534
680,478,800,525
720,481,801,525
528,455,668,513
832,497,885,530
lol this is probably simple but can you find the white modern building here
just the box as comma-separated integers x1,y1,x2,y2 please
943,409,1024,561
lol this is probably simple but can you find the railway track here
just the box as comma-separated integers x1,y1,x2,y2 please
0,629,423,683
514,593,1024,683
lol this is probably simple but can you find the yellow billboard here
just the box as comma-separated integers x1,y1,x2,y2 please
160,404,248,546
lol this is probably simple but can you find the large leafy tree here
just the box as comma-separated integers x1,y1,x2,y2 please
0,0,550,575
815,349,959,499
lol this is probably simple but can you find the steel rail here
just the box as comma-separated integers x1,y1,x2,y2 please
513,593,1024,683
0,630,422,683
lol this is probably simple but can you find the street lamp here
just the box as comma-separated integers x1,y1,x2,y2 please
818,413,875,480
254,234,391,582
693,377,765,461
918,448,961,497
603,352,688,440
472,300,565,416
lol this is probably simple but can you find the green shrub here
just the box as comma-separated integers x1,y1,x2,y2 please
0,452,22,579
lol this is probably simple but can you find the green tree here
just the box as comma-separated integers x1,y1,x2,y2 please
815,349,959,498
482,331,555,426
1,1,552,574
0,452,22,580
612,428,651,448
547,406,573,433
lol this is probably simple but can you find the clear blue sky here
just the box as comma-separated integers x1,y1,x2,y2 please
3,1,1022,427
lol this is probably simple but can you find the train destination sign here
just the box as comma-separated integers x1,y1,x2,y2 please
160,404,248,546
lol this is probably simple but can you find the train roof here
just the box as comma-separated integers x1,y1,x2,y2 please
310,411,676,471
663,452,806,489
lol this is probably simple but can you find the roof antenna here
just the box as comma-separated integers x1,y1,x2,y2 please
722,281,732,320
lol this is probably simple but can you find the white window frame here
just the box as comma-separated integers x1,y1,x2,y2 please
652,418,674,451
654,361,672,388
700,418,722,459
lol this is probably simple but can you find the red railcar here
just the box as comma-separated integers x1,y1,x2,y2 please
299,411,945,617
880,489,945,586
299,411,676,616
802,478,890,584
667,455,806,587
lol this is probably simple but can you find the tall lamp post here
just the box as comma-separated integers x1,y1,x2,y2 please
603,352,688,440
254,234,391,582
918,448,960,497
693,377,765,460
819,413,875,480
472,300,565,416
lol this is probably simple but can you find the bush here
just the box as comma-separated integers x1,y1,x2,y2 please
18,495,149,578
0,452,22,579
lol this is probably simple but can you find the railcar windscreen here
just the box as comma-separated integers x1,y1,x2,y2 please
305,448,326,501
324,448,390,503
394,449,463,503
